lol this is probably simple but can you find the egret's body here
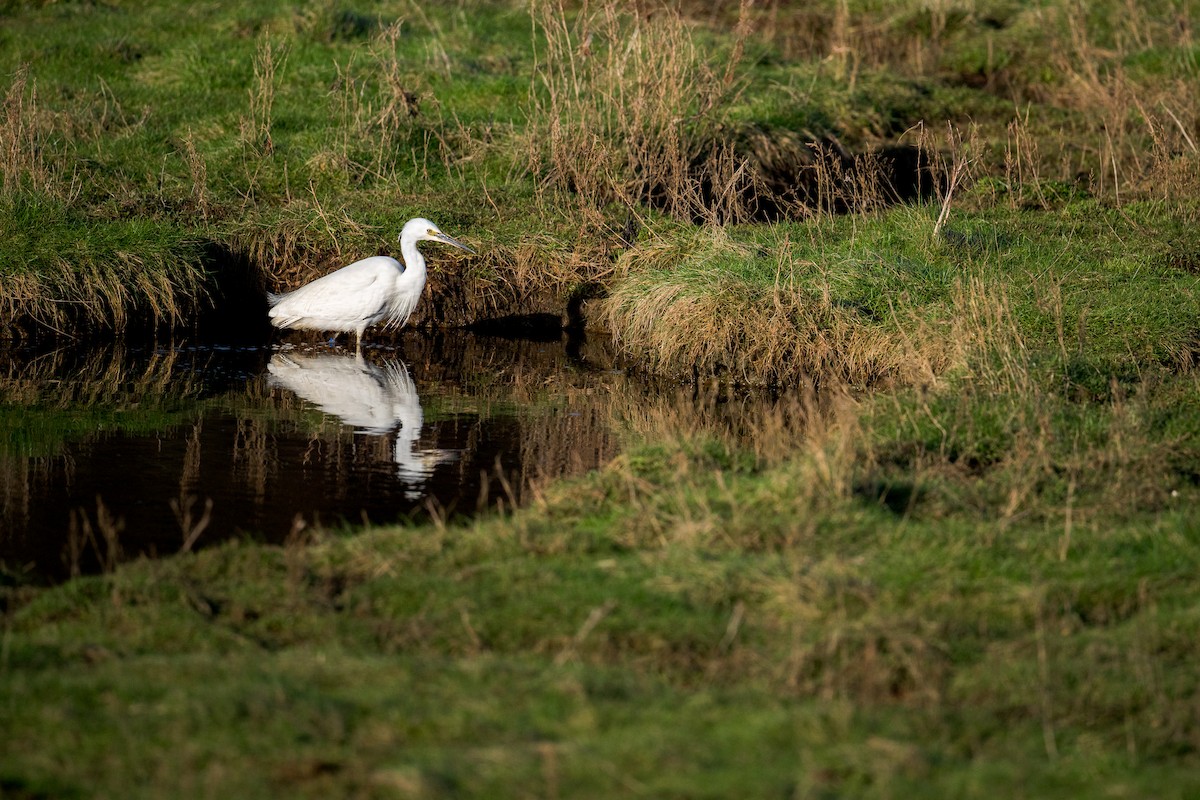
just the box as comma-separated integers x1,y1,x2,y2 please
268,217,473,350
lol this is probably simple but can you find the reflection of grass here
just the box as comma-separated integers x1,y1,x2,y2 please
0,346,207,458
0,404,198,460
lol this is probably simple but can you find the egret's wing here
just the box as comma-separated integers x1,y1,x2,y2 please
269,258,399,329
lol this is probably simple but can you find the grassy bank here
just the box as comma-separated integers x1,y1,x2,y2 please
2,0,1197,349
606,198,1200,386
5,0,1200,796
6,259,1200,794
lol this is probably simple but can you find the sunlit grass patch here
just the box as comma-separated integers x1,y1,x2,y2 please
603,198,1200,387
603,223,943,386
0,195,207,338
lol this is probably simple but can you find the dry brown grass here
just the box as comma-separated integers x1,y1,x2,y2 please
237,34,288,203
1040,3,1198,199
525,1,958,226
0,249,204,339
239,198,367,293
678,1,1198,208
0,64,77,203
515,365,864,561
1,65,50,197
317,20,428,185
910,122,980,234
606,380,841,470
179,131,212,224
527,0,756,223
764,555,949,705
241,35,286,159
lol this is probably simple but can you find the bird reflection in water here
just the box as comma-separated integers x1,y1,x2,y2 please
267,352,456,499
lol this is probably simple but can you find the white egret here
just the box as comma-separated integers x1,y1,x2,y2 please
268,217,474,351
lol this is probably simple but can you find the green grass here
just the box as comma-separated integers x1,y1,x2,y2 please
604,198,1200,386
5,417,1200,796
4,0,1200,796
0,0,549,337
0,194,208,335
3,0,1197,338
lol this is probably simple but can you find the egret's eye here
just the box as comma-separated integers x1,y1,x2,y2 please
427,229,438,236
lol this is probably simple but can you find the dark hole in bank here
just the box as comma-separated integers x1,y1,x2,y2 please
646,131,942,224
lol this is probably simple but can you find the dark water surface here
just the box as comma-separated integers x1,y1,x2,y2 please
2,333,642,584
3,331,806,586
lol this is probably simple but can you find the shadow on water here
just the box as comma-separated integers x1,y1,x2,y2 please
1,331,830,585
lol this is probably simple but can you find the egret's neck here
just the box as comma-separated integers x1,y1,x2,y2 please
399,237,427,280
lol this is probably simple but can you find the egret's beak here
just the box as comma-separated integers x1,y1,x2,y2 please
432,230,475,254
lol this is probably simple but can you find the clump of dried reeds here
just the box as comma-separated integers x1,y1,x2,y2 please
0,64,75,203
526,0,755,223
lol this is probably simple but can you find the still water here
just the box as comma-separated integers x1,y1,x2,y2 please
2,333,636,584
3,331,805,586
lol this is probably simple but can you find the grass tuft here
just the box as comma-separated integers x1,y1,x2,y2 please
604,224,944,387
526,0,755,223
0,195,207,338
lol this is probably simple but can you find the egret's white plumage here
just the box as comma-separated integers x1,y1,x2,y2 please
268,217,473,350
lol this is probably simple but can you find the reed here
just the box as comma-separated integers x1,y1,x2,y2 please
526,0,755,223
0,65,59,200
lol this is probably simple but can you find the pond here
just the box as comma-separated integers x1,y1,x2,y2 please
2,331,807,586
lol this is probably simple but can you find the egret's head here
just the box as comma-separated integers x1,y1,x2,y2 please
399,217,475,254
